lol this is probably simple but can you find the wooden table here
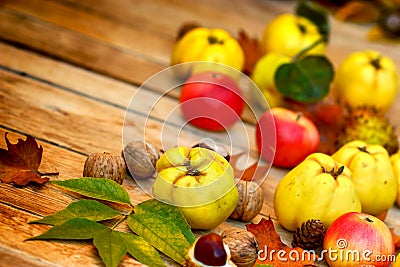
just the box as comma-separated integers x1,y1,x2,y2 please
1,0,400,266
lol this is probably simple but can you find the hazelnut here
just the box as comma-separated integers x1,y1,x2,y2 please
192,139,230,162
185,233,237,267
229,180,264,222
221,228,258,267
83,152,126,184
122,140,159,179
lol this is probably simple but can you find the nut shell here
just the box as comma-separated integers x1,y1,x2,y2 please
221,228,258,267
83,152,126,184
122,140,159,179
229,180,264,222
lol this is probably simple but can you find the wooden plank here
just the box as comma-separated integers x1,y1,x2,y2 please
0,6,164,86
0,61,259,156
1,0,173,66
0,204,151,267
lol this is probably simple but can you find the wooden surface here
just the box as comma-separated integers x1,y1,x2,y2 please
1,0,400,266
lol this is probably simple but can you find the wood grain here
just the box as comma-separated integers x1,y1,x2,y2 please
1,0,400,266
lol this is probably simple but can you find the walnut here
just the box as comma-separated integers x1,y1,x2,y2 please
229,179,264,222
83,152,126,184
221,228,259,267
122,140,159,179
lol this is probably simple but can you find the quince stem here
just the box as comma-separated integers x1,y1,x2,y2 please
321,165,344,179
291,37,325,62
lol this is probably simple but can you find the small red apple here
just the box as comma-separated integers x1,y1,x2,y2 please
179,71,244,131
323,212,395,267
255,107,319,168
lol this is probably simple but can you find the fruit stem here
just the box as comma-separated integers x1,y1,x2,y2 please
321,165,344,179
208,35,224,45
295,112,303,122
371,56,382,70
357,146,370,154
292,37,325,62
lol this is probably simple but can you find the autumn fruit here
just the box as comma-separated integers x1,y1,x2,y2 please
333,50,399,112
180,71,244,131
83,152,126,185
332,140,398,216
261,13,326,57
323,212,395,267
185,232,236,267
274,153,362,231
250,52,290,107
152,146,239,230
256,107,320,168
336,106,399,155
171,27,245,72
390,150,400,207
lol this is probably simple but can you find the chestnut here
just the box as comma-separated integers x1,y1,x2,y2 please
194,233,227,266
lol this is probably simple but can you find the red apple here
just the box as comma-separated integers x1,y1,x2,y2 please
255,107,319,168
179,71,244,131
323,212,395,267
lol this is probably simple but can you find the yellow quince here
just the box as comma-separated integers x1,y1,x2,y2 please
332,140,397,216
274,153,361,231
152,146,238,230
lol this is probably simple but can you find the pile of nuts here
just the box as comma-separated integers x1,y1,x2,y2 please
82,140,160,184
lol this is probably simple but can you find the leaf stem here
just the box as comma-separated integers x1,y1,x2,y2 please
111,209,134,230
292,37,325,62
36,171,60,176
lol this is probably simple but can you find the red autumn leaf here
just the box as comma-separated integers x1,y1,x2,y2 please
0,133,55,186
246,217,318,267
237,29,263,76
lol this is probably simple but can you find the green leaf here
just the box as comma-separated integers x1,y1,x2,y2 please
127,213,190,265
51,178,132,205
134,199,195,244
296,0,330,42
93,230,128,267
117,232,166,267
30,199,121,225
27,218,107,240
275,55,334,103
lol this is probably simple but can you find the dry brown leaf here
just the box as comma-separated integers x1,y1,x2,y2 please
236,29,263,76
335,1,380,23
229,152,270,182
246,217,318,266
0,133,57,186
390,227,400,249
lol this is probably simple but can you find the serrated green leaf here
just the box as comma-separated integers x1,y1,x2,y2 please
127,213,190,265
30,199,121,225
255,264,274,267
296,0,330,42
275,55,334,103
27,218,107,240
117,232,166,267
51,178,131,205
93,230,128,267
135,199,195,244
